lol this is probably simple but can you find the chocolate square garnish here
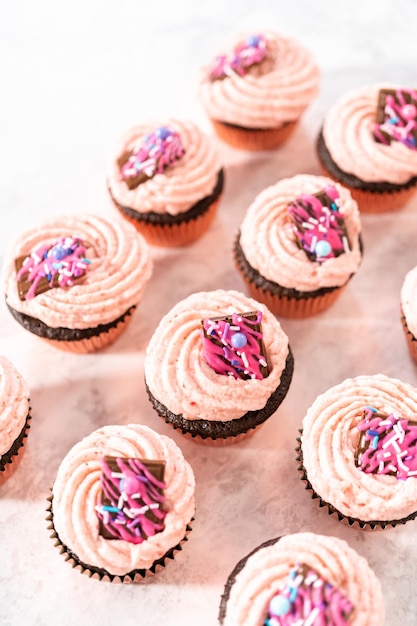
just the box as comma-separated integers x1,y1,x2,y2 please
288,185,350,263
265,562,354,624
97,456,166,543
117,149,149,190
373,88,417,149
201,310,269,380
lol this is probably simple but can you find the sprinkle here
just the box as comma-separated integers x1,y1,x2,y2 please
241,351,249,368
367,429,380,437
101,505,120,513
372,436,379,450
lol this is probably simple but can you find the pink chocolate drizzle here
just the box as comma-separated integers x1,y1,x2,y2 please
287,185,350,263
201,311,268,380
373,88,417,150
265,563,354,626
355,407,417,479
16,236,90,300
120,126,185,184
95,457,167,544
208,34,267,81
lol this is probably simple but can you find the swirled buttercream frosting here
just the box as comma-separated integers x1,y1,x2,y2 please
301,374,417,521
322,84,417,184
239,175,362,292
220,533,384,626
108,119,221,216
52,424,195,575
144,290,290,422
0,356,30,457
199,31,319,129
2,214,153,330
401,264,417,338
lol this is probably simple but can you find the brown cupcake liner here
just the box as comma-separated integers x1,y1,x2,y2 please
46,493,194,582
0,413,31,483
211,119,298,151
295,430,417,530
400,311,417,365
319,164,417,213
117,196,220,247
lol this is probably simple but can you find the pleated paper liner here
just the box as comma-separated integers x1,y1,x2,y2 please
110,169,224,247
316,129,417,213
401,311,417,365
233,236,345,318
0,413,31,483
7,304,136,354
145,348,294,446
46,493,193,583
211,119,298,151
218,536,281,624
295,429,417,531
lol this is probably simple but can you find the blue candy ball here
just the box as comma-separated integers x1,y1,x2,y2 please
155,126,170,140
231,332,247,349
51,245,67,260
269,594,291,617
314,239,332,257
246,35,260,46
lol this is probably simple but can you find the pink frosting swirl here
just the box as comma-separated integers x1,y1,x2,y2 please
144,290,290,422
0,357,30,457
401,264,417,337
52,424,195,576
108,119,221,216
199,31,319,128
322,84,417,184
2,214,153,330
239,175,362,292
301,374,417,521
222,533,384,626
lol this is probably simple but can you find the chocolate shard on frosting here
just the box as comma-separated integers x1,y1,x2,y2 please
265,562,354,625
208,34,268,82
201,310,269,381
97,456,166,544
373,88,417,150
287,185,350,263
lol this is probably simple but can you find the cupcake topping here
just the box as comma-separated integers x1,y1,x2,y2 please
287,185,350,262
118,126,185,190
201,310,269,380
208,34,268,81
355,406,417,480
373,88,417,150
15,236,91,300
264,563,354,625
96,456,166,544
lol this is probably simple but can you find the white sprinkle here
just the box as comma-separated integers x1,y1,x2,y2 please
302,222,314,230
111,472,124,478
378,461,385,472
407,470,417,476
310,235,317,252
259,358,267,367
122,507,135,519
230,325,240,330
388,464,397,473
241,351,249,368
397,456,410,472
382,435,399,449
304,608,320,626
309,218,319,225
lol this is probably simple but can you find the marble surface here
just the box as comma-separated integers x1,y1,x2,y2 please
1,1,417,624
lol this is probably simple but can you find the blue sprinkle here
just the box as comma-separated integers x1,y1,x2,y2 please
364,406,377,412
367,429,380,437
330,202,338,211
101,505,120,513
372,436,379,450
387,117,399,124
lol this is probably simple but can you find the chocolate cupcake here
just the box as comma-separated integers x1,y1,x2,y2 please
144,289,293,445
0,356,31,480
107,119,224,246
47,424,195,582
235,174,362,318
297,374,417,529
219,533,385,625
317,84,417,212
2,214,152,353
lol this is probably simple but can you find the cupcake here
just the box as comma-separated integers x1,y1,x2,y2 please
107,119,224,246
219,532,385,625
47,424,195,582
0,356,31,480
2,214,153,353
297,373,417,529
235,174,362,318
144,289,294,445
317,84,417,212
401,265,417,363
198,31,320,151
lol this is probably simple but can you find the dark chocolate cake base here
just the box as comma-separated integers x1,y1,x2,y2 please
145,348,294,442
295,430,417,530
317,129,417,193
110,169,224,225
0,413,31,473
46,494,193,583
6,302,135,343
218,536,281,624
